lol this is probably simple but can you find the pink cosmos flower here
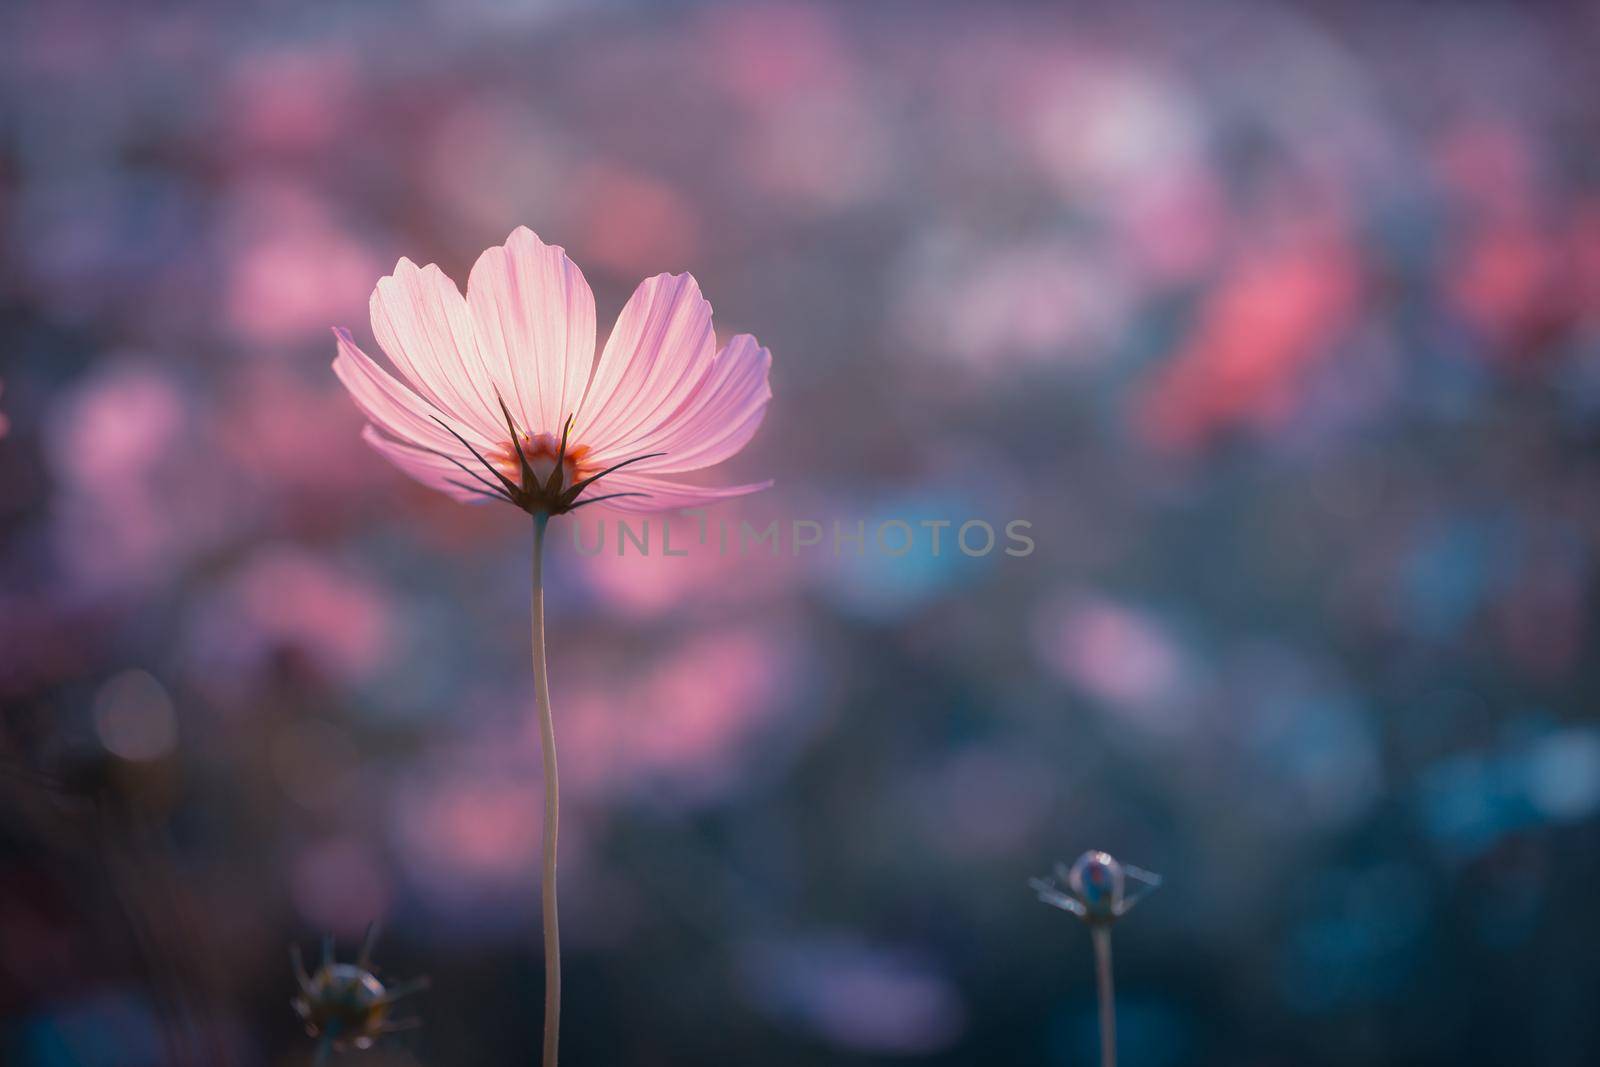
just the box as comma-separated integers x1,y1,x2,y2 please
333,227,775,1065
333,226,772,514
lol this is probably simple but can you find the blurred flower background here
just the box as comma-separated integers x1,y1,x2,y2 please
3,1,1600,1064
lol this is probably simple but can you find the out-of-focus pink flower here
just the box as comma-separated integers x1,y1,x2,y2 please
1025,60,1202,204
215,364,374,495
1114,166,1226,285
704,3,851,107
225,181,381,345
703,5,888,213
46,364,234,594
560,625,803,807
1431,117,1579,360
1135,220,1360,452
1447,221,1559,354
183,547,395,701
49,366,184,493
333,227,772,514
391,769,593,923
225,47,359,155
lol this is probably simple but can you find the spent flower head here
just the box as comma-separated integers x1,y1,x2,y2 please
291,925,427,1053
1029,849,1162,925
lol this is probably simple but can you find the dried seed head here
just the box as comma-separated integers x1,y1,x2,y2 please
1029,849,1162,926
291,925,427,1052
1068,850,1125,920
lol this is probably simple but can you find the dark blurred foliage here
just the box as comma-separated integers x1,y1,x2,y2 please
3,1,1600,1065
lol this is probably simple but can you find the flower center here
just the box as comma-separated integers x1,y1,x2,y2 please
492,431,593,491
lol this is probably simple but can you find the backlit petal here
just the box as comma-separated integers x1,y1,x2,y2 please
370,258,502,440
577,273,715,456
467,227,597,438
606,333,772,473
331,328,491,458
362,426,499,504
578,472,773,513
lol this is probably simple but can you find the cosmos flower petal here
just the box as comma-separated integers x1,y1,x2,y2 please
361,426,495,504
467,227,597,437
607,334,772,474
370,258,503,440
577,273,716,455
578,472,774,513
332,328,491,458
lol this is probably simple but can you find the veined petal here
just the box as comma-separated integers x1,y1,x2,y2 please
361,426,497,504
578,472,773,513
467,227,597,438
370,258,502,440
332,328,492,457
601,333,772,473
577,273,716,456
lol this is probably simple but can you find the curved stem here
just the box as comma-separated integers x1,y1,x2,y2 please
531,513,561,1067
1091,925,1116,1067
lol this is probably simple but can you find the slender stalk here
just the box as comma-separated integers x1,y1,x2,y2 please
531,513,561,1066
1091,926,1116,1067
312,1032,334,1067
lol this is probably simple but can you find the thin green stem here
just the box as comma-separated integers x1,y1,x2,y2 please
312,1032,334,1067
1091,925,1116,1067
531,513,561,1067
